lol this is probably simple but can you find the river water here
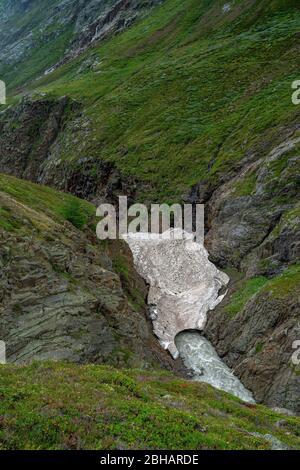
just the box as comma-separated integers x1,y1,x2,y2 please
175,330,255,403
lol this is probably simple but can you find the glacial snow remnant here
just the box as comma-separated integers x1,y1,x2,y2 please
123,229,229,358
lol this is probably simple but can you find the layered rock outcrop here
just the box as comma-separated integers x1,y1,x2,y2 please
205,287,300,412
199,132,300,412
0,181,176,370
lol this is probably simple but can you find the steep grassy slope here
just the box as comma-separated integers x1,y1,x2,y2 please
0,172,95,231
0,361,299,450
0,0,163,91
0,0,73,89
10,0,298,202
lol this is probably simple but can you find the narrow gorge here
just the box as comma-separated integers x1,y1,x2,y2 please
123,229,255,403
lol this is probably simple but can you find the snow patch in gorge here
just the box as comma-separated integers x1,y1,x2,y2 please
124,229,255,402
123,229,229,358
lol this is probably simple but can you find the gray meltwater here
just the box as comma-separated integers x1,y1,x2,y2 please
176,330,255,403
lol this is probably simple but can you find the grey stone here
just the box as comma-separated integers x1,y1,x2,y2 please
0,190,176,370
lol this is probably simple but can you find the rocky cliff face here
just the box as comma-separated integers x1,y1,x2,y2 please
0,97,71,181
0,97,136,203
0,174,177,370
0,0,163,87
199,131,300,412
205,283,300,412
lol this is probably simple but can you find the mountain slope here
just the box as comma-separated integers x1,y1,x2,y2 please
1,0,299,202
0,0,163,90
0,0,299,411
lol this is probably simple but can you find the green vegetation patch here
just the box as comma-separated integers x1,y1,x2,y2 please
59,198,89,230
225,264,300,317
1,1,300,203
225,276,269,317
261,264,300,298
0,173,95,231
20,0,299,202
233,172,258,197
0,362,299,450
0,206,22,231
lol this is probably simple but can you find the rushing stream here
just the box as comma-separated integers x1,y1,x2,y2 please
123,229,255,403
175,331,254,403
